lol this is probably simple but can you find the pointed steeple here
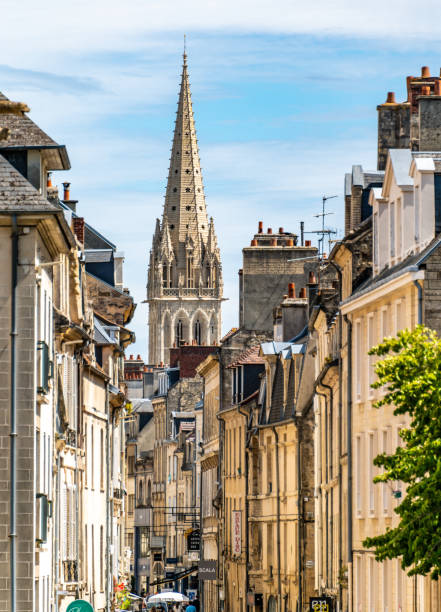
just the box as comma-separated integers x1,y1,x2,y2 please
163,52,209,263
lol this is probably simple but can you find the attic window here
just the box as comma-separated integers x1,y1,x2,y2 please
186,188,191,192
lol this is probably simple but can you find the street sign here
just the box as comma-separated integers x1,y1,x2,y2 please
66,601,94,612
199,560,217,580
310,597,333,612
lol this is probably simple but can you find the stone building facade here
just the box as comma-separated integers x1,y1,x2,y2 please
147,53,223,365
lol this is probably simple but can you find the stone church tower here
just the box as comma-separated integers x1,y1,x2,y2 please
147,53,223,365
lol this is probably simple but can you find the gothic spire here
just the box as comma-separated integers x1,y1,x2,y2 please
163,53,209,259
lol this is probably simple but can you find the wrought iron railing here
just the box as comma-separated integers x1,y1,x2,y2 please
63,560,78,583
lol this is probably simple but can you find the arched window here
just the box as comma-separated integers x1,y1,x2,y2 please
138,480,143,505
206,264,211,287
176,319,183,346
147,480,152,506
187,253,194,288
194,320,201,345
162,264,168,288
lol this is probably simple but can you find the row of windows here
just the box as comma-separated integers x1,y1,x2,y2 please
354,299,406,402
355,425,403,517
355,556,409,612
85,423,105,491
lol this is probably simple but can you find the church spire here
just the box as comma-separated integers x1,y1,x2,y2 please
163,51,209,260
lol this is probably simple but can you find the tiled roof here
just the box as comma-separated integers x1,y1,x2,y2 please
229,344,265,368
220,327,238,343
0,154,60,212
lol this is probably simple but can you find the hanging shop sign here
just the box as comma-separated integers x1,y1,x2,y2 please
309,597,333,612
232,510,242,556
187,528,201,551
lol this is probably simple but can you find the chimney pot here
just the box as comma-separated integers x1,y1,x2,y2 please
386,91,396,104
288,282,295,298
47,173,52,188
279,227,284,234
251,239,258,246
422,66,431,78
308,271,317,284
435,80,441,96
258,221,263,233
421,85,431,96
305,240,311,247
271,238,277,246
299,287,307,298
130,354,134,360
285,239,294,247
137,354,141,360
62,182,70,201
267,227,272,234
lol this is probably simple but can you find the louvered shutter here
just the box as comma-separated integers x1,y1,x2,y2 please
68,485,76,559
71,358,78,431
61,485,68,561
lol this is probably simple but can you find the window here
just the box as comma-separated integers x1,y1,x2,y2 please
368,432,375,515
128,455,135,475
355,319,362,401
100,429,104,490
91,425,94,490
100,526,104,592
415,185,420,242
368,314,375,397
382,429,390,515
139,480,143,505
128,494,134,514
173,187,177,192
126,531,134,550
187,254,194,288
396,198,402,258
266,438,273,494
356,435,362,515
176,319,183,346
368,556,375,611
186,205,191,210
185,187,191,192
194,319,201,345
390,201,395,258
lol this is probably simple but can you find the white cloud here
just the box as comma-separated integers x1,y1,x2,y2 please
2,0,441,63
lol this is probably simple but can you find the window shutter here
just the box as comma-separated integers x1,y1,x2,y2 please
69,485,76,560
61,485,68,560
71,358,78,431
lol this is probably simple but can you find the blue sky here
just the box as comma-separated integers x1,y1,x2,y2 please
2,0,441,358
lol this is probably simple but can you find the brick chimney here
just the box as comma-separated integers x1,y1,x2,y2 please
72,217,85,245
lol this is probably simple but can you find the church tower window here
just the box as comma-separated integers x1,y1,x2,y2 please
176,319,184,346
187,253,194,288
194,320,201,345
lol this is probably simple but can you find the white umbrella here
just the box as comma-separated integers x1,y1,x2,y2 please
148,592,189,603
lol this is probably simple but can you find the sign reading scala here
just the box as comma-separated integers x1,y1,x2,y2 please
232,510,242,556
199,560,217,580
309,597,333,612
66,601,94,612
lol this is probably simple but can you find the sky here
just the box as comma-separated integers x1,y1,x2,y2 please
2,0,441,358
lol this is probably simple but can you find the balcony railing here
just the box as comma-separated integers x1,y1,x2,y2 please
63,560,78,583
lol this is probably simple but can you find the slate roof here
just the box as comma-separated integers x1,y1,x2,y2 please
343,234,441,305
0,154,60,212
0,93,70,169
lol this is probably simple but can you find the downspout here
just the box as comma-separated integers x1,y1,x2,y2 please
413,280,423,325
238,406,250,612
315,389,328,592
343,314,353,612
320,380,333,591
271,426,282,612
105,383,111,612
10,214,19,612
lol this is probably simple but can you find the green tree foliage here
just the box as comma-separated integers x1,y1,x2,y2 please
363,325,441,579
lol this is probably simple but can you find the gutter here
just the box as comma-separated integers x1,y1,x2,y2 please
237,406,250,611
10,214,18,612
